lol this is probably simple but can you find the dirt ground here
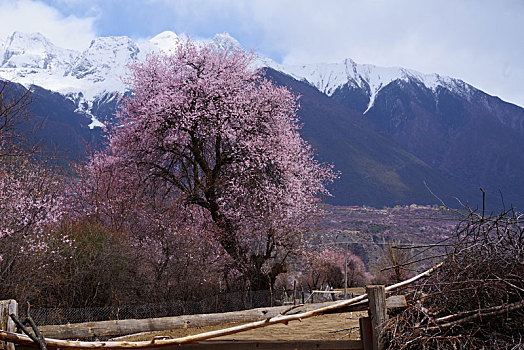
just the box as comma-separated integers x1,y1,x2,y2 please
122,311,366,342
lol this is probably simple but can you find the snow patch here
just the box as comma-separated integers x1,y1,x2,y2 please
88,116,105,129
71,92,106,130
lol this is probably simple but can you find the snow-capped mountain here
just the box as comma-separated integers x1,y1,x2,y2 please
1,31,77,70
2,31,524,209
148,31,180,52
209,33,243,52
267,59,473,114
0,30,477,128
0,31,245,97
0,31,253,128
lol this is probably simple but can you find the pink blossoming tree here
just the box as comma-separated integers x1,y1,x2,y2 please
76,155,224,300
0,159,66,286
300,247,372,291
0,81,66,282
91,41,334,289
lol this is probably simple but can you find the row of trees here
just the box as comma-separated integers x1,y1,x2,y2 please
0,41,386,308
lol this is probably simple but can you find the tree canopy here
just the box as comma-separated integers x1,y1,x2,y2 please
88,41,335,289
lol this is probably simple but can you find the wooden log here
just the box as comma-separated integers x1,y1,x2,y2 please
0,300,18,350
325,295,406,314
17,339,363,350
38,296,406,340
366,286,387,350
38,303,330,339
385,262,443,293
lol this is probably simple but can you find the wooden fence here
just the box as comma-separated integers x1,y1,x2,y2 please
0,262,443,350
1,285,402,350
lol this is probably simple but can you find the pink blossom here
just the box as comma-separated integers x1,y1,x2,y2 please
83,40,335,288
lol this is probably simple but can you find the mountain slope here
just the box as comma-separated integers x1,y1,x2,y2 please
267,57,524,208
328,75,524,209
2,80,104,160
264,68,482,207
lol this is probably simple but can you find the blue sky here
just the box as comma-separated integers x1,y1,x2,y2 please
1,0,524,107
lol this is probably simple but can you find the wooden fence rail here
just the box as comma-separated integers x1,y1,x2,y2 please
14,340,363,350
36,295,405,340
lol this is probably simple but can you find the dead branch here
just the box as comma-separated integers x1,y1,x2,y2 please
427,299,524,330
9,310,47,350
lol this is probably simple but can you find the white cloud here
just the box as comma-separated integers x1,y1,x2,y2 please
0,0,97,50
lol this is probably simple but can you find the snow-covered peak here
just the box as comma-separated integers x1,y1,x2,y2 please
266,58,472,113
0,30,478,127
83,36,142,66
1,31,77,70
210,33,243,52
66,35,143,88
149,31,180,53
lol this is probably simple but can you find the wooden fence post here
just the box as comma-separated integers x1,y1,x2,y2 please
366,285,387,350
269,281,273,307
359,316,373,350
1,300,18,350
293,280,297,305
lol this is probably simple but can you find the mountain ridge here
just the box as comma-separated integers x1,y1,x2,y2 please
1,31,523,209
3,31,520,116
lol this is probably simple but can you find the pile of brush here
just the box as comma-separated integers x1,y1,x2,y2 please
384,207,524,349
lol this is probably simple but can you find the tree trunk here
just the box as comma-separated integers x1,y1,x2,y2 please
204,196,287,293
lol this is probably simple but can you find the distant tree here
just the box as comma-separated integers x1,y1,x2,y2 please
373,241,414,284
301,248,371,291
345,251,373,288
89,40,334,290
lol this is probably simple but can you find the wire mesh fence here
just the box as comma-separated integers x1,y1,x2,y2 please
29,289,275,326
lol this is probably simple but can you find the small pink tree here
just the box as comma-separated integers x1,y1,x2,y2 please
301,247,372,291
0,80,70,299
0,159,66,285
90,40,334,289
